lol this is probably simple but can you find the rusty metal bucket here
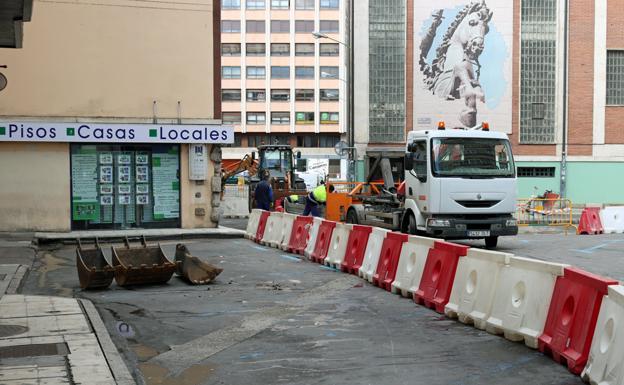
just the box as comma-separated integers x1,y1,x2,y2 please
76,238,115,290
112,236,177,287
174,244,223,285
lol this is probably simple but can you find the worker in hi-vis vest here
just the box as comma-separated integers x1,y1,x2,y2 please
303,181,334,217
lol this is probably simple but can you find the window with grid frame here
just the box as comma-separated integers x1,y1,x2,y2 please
246,43,266,56
320,89,339,101
320,43,339,56
247,112,266,124
222,89,241,101
295,0,314,10
295,66,315,79
295,20,314,33
246,20,265,33
221,20,241,33
271,112,291,124
271,0,289,9
271,43,290,56
221,43,241,56
295,112,315,124
295,89,314,101
320,20,339,33
222,66,241,79
271,66,290,78
222,0,240,9
246,0,265,9
295,43,315,56
320,66,338,78
320,112,339,124
320,0,339,9
246,89,266,102
222,112,242,124
271,89,290,101
607,50,624,105
246,66,266,79
271,20,290,33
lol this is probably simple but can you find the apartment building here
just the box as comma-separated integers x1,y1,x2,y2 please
220,0,347,178
353,0,624,204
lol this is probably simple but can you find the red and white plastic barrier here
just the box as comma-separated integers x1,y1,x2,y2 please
310,220,336,264
245,209,263,240
304,217,323,259
260,211,284,246
391,235,435,298
277,213,297,250
445,248,512,329
287,216,314,255
340,225,373,275
372,232,408,291
253,210,271,243
600,206,624,234
359,227,390,283
324,223,353,268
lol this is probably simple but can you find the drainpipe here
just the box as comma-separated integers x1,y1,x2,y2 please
560,0,569,198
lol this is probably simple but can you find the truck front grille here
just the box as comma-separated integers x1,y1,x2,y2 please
455,200,501,208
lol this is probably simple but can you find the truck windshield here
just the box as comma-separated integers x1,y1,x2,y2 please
431,138,515,178
260,150,292,178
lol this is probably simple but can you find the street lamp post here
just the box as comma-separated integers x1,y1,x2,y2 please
312,22,355,181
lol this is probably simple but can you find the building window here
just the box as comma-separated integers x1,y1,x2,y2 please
296,134,340,147
319,20,339,33
369,0,405,143
320,0,339,9
222,66,241,79
271,20,290,33
246,43,266,56
248,134,289,147
271,0,289,9
520,0,557,144
271,66,290,79
320,43,339,56
222,0,241,9
246,0,265,9
222,89,241,101
517,167,556,178
271,43,290,56
295,0,314,10
271,89,290,101
320,66,339,78
246,89,266,101
295,89,314,101
295,43,315,56
320,89,339,101
271,112,290,124
320,112,339,123
247,112,266,124
222,112,242,124
246,66,266,79
246,20,266,33
295,66,314,79
223,133,243,147
221,20,241,33
295,112,314,124
221,43,241,56
295,20,314,33
607,50,624,105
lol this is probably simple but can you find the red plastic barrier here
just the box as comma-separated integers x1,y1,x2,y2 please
341,225,373,275
538,267,618,374
413,240,469,313
287,216,313,255
310,220,336,263
372,232,408,291
254,211,271,243
577,207,604,235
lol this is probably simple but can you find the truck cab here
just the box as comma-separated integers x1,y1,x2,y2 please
402,125,518,248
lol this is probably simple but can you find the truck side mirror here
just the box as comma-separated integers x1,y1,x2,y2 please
404,153,414,171
251,151,256,161
296,151,302,159
296,158,307,172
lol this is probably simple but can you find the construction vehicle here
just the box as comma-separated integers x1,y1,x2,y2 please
333,122,518,248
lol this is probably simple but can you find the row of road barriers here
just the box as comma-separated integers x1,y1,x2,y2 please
245,208,624,382
577,205,624,235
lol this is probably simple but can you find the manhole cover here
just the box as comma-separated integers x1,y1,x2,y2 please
0,324,29,338
0,343,69,359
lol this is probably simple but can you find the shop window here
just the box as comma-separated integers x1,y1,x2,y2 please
221,20,241,33
295,43,315,56
271,89,290,101
222,43,241,56
246,89,266,102
222,89,241,101
271,66,290,79
246,43,266,56
295,66,314,79
271,43,290,56
295,0,314,10
247,66,266,79
320,43,339,56
70,144,180,230
222,66,241,79
319,20,339,33
247,112,266,124
246,20,266,33
295,89,314,101
271,112,290,125
320,112,339,124
320,88,339,101
295,20,314,33
271,20,290,33
295,112,314,124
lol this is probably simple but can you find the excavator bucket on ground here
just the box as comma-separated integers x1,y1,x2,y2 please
174,244,223,285
112,236,177,287
76,238,115,290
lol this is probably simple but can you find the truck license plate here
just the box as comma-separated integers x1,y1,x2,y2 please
467,230,490,237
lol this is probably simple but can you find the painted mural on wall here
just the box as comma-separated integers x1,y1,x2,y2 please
414,0,512,132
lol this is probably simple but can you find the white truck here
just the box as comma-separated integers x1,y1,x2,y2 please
346,124,518,248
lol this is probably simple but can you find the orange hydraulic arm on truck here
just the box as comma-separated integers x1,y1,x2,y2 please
221,154,258,192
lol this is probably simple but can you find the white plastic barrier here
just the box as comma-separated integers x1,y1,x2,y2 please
260,212,284,246
324,223,353,268
391,235,435,298
600,206,624,234
445,249,512,330
304,217,323,259
358,227,390,283
221,185,250,218
277,213,297,250
245,209,263,239
485,256,566,348
582,285,624,385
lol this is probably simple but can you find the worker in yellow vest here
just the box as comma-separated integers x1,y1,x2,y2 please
303,181,334,217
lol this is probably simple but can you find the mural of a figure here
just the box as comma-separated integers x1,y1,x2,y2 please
420,1,493,128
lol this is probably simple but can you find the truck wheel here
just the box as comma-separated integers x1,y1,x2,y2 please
485,236,498,249
346,208,359,225
407,213,417,235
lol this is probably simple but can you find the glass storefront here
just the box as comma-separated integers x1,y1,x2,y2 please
70,144,181,230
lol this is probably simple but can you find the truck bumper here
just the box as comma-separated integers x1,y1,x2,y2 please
425,215,519,239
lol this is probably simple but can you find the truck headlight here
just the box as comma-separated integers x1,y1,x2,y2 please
428,219,451,227
506,219,518,227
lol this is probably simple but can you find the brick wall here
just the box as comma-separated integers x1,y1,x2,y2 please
606,0,624,144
